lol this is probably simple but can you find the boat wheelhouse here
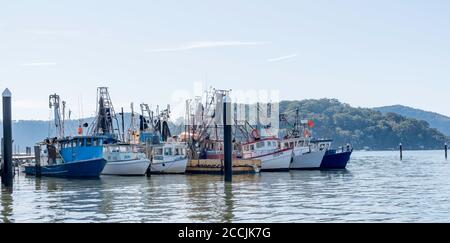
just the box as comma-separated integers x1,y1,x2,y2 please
150,142,188,174
241,137,292,172
102,143,150,175
281,136,326,170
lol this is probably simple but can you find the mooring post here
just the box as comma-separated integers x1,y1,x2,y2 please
1,138,3,173
223,95,232,182
1,88,13,187
445,143,448,160
399,143,403,161
34,145,41,177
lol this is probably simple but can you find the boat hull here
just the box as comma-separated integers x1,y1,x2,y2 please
150,158,188,174
101,158,150,176
24,158,107,178
290,150,326,170
259,150,292,172
320,150,352,169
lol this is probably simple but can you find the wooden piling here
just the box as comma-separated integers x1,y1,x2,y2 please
399,143,403,161
34,145,41,177
223,96,232,182
1,88,13,186
445,143,448,160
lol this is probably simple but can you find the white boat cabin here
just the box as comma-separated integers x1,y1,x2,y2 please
281,137,331,152
152,143,187,162
103,143,146,161
281,137,310,150
241,138,283,159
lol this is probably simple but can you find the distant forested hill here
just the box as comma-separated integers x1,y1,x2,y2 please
279,99,448,150
374,105,450,136
1,99,448,151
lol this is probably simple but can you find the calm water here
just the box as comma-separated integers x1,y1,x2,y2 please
1,150,450,223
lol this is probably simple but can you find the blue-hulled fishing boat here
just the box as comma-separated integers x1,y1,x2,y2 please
318,140,353,169
24,136,115,178
24,93,113,178
310,138,352,169
320,149,352,169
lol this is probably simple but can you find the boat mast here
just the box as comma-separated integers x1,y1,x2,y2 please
89,87,121,139
62,101,66,138
256,102,261,136
120,107,125,141
49,94,63,138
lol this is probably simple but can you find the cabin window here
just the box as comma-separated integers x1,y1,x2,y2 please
175,148,180,155
250,145,255,150
86,138,92,147
155,148,163,155
80,138,86,147
164,148,172,156
256,142,264,149
290,142,294,148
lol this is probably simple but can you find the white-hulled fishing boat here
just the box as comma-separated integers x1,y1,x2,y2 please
241,138,292,172
102,143,150,175
150,142,188,174
281,137,326,170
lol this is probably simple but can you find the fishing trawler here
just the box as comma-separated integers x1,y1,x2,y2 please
102,143,150,175
287,138,326,170
24,94,107,178
280,110,325,170
241,137,292,171
150,140,188,174
139,103,188,174
316,139,352,169
182,89,262,173
90,87,150,176
24,136,110,178
237,102,292,172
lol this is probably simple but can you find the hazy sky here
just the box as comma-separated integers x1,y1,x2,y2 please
1,0,450,120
